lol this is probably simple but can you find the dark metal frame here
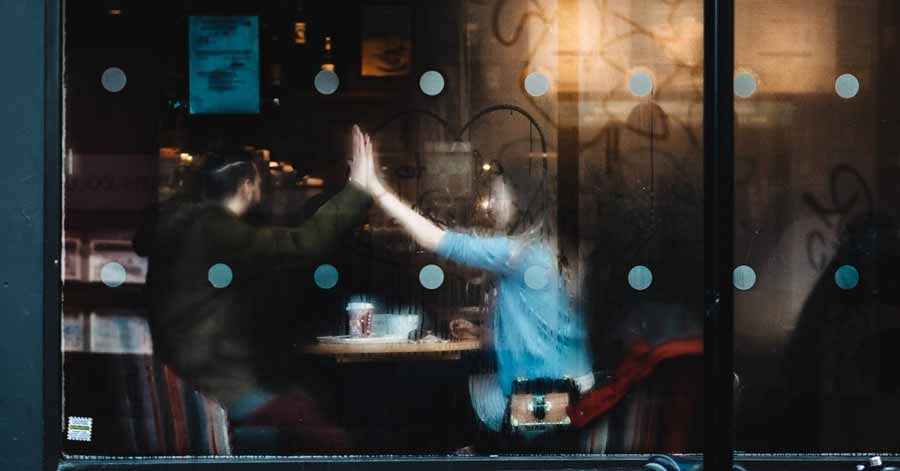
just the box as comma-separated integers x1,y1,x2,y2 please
703,0,735,469
0,0,892,469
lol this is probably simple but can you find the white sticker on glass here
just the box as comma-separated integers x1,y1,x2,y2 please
628,265,653,291
314,70,340,95
419,70,445,96
100,262,127,288
628,71,654,97
101,67,127,93
419,264,445,290
524,71,550,97
835,73,859,99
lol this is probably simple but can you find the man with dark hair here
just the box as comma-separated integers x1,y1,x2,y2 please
134,126,378,453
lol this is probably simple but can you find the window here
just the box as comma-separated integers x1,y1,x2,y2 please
59,0,705,460
734,0,900,455
3,0,897,469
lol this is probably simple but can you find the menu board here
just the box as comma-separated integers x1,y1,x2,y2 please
189,16,260,114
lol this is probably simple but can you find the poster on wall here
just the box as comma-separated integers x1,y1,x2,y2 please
361,6,411,77
189,16,260,114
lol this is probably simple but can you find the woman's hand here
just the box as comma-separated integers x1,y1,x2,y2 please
349,125,377,194
362,132,387,197
450,318,481,341
359,128,446,251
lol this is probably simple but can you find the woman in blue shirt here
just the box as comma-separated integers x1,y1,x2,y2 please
352,128,593,433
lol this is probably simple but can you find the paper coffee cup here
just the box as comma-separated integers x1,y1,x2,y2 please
346,302,374,337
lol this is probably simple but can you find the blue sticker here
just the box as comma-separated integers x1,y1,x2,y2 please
835,73,859,99
314,264,339,289
101,67,127,93
733,265,757,291
524,265,550,290
628,71,653,97
208,263,234,289
628,265,653,291
419,264,445,290
419,70,445,96
734,73,757,98
524,71,550,97
835,265,859,290
314,70,340,95
100,262,127,288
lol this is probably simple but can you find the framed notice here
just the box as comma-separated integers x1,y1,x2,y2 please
189,16,260,114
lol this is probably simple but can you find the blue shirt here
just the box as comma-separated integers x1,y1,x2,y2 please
437,231,593,397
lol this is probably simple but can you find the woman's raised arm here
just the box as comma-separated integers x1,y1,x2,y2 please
362,132,446,252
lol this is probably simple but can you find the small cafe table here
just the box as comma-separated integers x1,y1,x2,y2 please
299,339,482,363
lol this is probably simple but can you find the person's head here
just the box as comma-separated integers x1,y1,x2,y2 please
476,161,550,236
203,150,261,215
481,175,519,231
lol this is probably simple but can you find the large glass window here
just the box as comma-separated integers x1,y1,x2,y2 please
61,0,705,458
734,0,900,454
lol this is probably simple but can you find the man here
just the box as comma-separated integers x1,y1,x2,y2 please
134,126,377,453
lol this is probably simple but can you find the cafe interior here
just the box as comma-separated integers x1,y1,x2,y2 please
60,0,900,458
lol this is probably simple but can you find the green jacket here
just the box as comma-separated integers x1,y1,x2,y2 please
134,184,371,407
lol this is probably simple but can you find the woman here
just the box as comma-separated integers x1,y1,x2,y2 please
353,127,593,438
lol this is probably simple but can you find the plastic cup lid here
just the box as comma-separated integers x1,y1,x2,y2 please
346,302,374,310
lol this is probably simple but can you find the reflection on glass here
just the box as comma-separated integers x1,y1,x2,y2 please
735,0,899,453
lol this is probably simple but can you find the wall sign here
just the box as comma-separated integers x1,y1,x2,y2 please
189,16,260,114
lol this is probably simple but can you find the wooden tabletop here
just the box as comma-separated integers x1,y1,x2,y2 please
299,339,482,363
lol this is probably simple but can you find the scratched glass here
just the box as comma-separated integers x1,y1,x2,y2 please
733,0,900,454
61,0,704,459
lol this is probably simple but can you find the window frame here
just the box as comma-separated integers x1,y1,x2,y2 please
0,0,887,468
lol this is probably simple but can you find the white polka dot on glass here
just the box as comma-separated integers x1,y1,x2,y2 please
524,71,550,97
419,264,445,290
734,73,757,98
208,263,233,289
314,70,340,95
419,70,445,96
314,264,339,290
628,265,653,291
524,265,550,290
733,265,757,291
101,67,127,93
100,262,127,287
628,71,654,97
835,73,859,99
